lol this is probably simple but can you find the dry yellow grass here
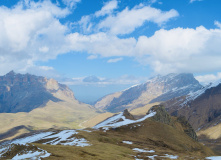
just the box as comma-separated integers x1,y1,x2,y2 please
197,123,221,139
28,117,215,160
0,99,98,141
130,102,160,117
82,112,115,128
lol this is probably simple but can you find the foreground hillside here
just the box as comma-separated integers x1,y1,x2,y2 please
0,71,98,141
1,105,219,160
95,73,202,112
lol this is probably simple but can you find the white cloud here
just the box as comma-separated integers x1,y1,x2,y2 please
87,55,98,59
98,5,179,35
39,46,49,53
214,21,221,28
62,0,81,8
66,25,221,75
195,73,221,85
0,0,70,75
135,26,221,74
190,0,203,3
107,57,123,63
78,15,93,33
95,0,118,17
1,0,221,80
67,32,136,57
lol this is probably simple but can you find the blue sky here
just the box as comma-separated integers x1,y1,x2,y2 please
0,0,221,103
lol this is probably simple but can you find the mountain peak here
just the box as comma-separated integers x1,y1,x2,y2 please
6,70,15,76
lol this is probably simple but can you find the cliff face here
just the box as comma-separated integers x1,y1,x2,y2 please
0,71,75,113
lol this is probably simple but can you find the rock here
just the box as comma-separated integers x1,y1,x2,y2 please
123,109,135,120
148,105,173,126
177,116,198,141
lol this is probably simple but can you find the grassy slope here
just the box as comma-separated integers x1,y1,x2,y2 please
0,100,98,141
29,117,215,160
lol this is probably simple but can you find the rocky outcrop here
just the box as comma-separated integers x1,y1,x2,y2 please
123,109,135,120
147,105,173,126
0,71,76,113
177,116,198,141
148,105,198,141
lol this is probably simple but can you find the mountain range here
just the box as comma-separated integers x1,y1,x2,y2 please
0,71,220,157
94,73,202,112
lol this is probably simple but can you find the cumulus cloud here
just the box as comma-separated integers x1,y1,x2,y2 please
62,0,81,8
0,0,70,75
67,32,136,57
95,0,118,17
1,0,220,80
135,26,221,74
98,4,179,35
195,73,221,85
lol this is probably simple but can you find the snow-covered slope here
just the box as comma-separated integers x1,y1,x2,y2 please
182,80,221,105
93,111,156,131
0,129,91,159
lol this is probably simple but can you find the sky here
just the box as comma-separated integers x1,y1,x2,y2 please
0,0,221,103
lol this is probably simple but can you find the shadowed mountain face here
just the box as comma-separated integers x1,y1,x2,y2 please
162,83,221,154
163,83,221,136
0,71,74,113
95,73,202,113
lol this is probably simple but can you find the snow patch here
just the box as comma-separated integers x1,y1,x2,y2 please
133,148,155,153
12,132,53,145
12,150,50,160
162,154,179,159
94,111,156,130
206,156,221,160
122,141,133,144
147,155,157,160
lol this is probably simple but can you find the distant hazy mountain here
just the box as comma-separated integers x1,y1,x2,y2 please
0,71,75,113
95,73,202,113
